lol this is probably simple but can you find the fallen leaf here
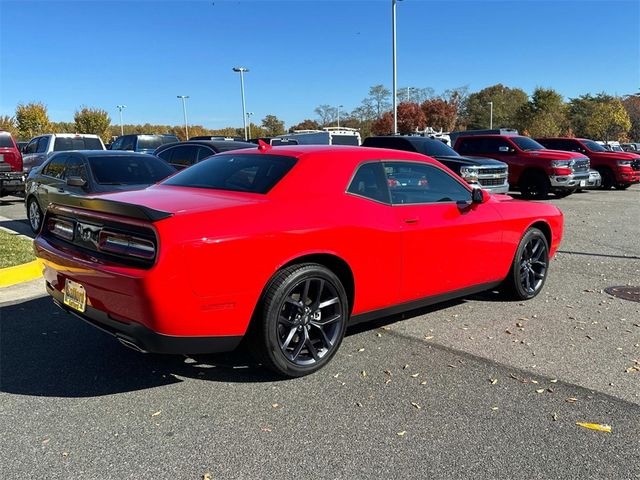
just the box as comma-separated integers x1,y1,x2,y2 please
355,402,363,407
151,411,162,417
566,397,578,403
62,452,69,457
403,364,409,370
550,379,558,383
411,402,421,410
203,473,212,480
360,370,367,377
381,326,391,331
385,379,392,384
489,378,498,385
333,373,340,378
576,422,611,433
491,406,499,411
396,431,407,437
552,413,558,421
357,348,365,352
383,370,392,376
410,373,419,378
261,427,272,432
536,389,545,394
424,335,434,340
375,333,382,337
420,381,427,385
271,403,279,409
42,438,50,445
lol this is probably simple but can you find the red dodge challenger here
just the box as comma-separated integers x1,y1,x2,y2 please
34,145,563,377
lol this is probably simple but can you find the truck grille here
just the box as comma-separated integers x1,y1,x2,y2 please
479,178,506,186
572,159,590,174
476,165,508,188
477,168,506,176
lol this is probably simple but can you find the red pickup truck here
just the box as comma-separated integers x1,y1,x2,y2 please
535,137,640,190
453,133,590,199
0,131,24,197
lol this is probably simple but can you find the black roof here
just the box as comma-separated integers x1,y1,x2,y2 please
154,140,257,154
50,150,158,158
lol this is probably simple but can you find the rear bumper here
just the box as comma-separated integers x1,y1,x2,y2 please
48,282,242,354
0,172,25,196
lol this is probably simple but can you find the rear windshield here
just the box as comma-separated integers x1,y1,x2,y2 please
510,137,545,151
0,134,14,148
54,137,103,151
162,153,297,194
88,155,176,185
138,135,178,150
331,135,360,146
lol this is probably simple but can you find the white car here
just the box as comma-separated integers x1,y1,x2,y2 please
21,133,105,173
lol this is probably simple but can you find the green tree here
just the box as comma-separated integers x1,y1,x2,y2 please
517,87,568,137
74,106,111,142
261,115,285,136
0,115,18,137
50,121,77,134
622,95,640,141
16,102,50,139
461,84,528,130
584,99,631,141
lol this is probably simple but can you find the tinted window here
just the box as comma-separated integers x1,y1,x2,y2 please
383,161,471,204
120,136,136,150
64,156,88,181
25,138,39,154
510,137,545,151
36,137,49,153
110,137,124,150
331,135,360,146
537,139,582,152
53,137,103,151
162,153,297,194
197,146,215,160
271,138,298,146
166,145,198,167
43,156,67,178
418,139,459,157
457,137,513,154
363,137,418,152
0,134,14,148
581,139,607,152
347,162,390,204
456,137,482,155
88,155,175,185
137,135,178,150
211,141,256,153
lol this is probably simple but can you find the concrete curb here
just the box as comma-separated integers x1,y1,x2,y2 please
0,260,43,288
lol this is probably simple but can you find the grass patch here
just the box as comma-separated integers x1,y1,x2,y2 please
0,229,35,269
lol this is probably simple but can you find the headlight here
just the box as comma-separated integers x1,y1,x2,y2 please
551,160,574,168
460,166,479,180
617,160,632,166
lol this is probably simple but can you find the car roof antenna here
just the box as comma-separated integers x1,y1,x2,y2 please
258,139,272,152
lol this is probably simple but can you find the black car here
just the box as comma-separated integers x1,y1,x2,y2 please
362,136,509,193
154,140,256,170
25,151,176,233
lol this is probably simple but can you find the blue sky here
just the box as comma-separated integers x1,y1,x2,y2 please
1,0,638,129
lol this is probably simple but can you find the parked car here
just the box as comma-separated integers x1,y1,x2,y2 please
249,137,300,146
16,141,29,152
621,143,640,152
22,134,105,173
453,133,590,199
0,131,25,197
110,134,179,154
535,137,640,190
24,151,175,233
154,140,255,169
189,135,245,141
35,145,563,377
362,136,509,193
277,127,361,146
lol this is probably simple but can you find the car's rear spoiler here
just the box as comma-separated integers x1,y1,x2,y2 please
48,193,173,222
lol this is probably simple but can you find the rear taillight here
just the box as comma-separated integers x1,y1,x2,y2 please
387,178,399,187
418,178,428,186
98,230,155,259
47,218,75,241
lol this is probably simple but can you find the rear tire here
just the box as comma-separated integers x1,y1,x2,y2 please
520,171,550,200
249,263,349,377
500,228,549,300
27,197,43,233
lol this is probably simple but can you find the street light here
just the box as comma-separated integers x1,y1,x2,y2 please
116,105,126,136
246,112,254,139
233,67,249,140
337,105,343,128
392,0,402,135
488,101,493,129
177,95,189,140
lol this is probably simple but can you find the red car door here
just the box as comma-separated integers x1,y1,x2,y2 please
382,161,504,302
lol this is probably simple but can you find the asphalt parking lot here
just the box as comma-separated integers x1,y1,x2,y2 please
1,187,639,479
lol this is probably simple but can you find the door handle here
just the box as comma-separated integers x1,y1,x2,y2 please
403,218,419,224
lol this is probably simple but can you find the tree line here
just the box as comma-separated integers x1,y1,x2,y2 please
1,84,638,143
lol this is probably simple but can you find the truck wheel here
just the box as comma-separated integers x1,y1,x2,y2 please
614,183,630,190
598,168,614,189
500,227,549,300
27,197,43,233
520,171,550,200
250,263,349,377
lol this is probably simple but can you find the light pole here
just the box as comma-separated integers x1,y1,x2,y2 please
246,112,254,139
177,95,189,140
406,87,412,103
488,101,493,129
233,67,249,140
116,105,126,136
337,105,343,128
392,0,399,135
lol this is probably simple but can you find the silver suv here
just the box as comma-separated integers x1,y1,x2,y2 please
22,134,105,173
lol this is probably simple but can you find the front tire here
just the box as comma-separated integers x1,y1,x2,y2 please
520,171,550,200
614,183,630,190
598,168,615,190
500,228,549,300
27,197,43,233
250,263,349,377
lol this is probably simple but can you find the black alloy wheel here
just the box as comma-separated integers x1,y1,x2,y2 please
520,172,550,200
501,228,549,300
252,263,348,377
27,197,43,233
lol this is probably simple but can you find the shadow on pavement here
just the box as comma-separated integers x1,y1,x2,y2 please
0,219,34,239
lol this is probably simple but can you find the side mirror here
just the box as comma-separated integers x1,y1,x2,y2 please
66,176,87,188
472,187,490,204
498,146,512,153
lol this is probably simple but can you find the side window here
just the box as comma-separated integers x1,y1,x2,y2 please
64,156,88,180
36,136,49,153
197,146,215,161
383,161,471,205
111,137,124,150
486,138,514,153
167,145,198,167
156,148,172,161
25,138,39,154
42,155,67,178
347,162,390,204
456,137,481,155
121,136,135,151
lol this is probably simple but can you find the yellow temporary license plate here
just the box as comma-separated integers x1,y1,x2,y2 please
63,279,86,313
